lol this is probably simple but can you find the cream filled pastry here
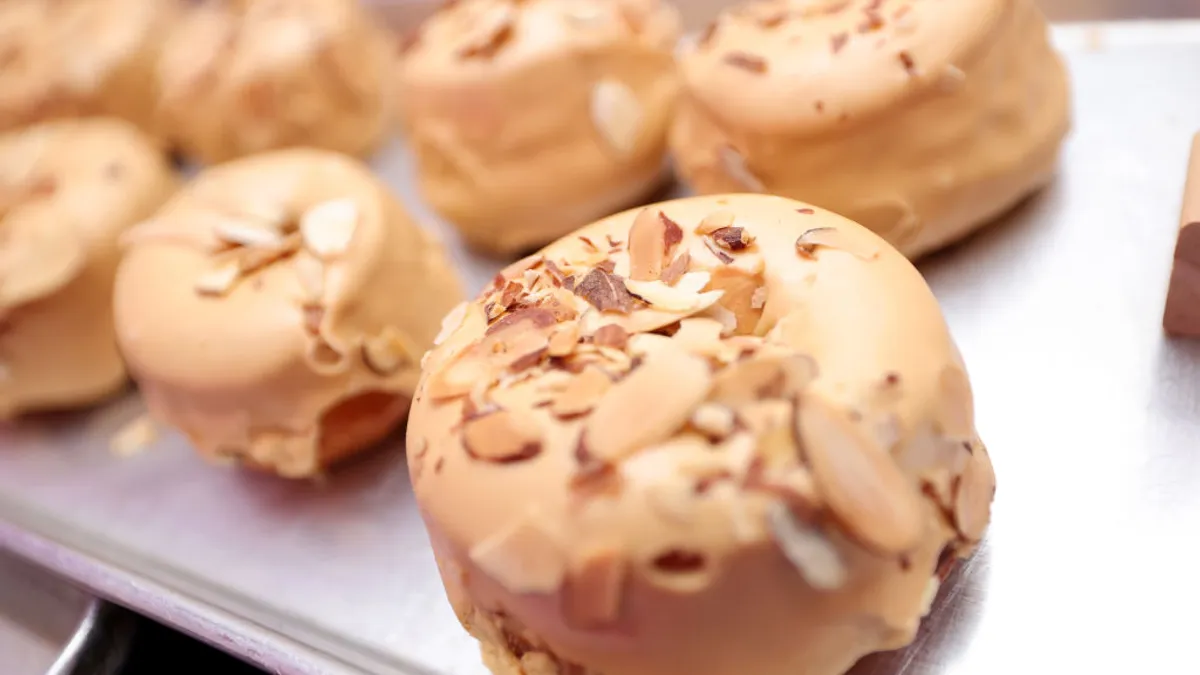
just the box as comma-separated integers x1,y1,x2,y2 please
0,119,177,418
0,0,178,135
408,194,995,675
114,149,463,478
398,0,682,255
670,0,1071,259
156,0,394,164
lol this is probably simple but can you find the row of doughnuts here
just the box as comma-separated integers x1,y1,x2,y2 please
399,0,1071,257
0,0,395,163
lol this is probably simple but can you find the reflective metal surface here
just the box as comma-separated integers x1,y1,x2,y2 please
1,20,1200,675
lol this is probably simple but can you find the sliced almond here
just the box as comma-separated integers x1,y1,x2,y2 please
463,409,542,463
428,355,492,400
707,266,765,335
551,366,613,418
194,262,241,297
750,286,768,309
434,302,470,347
711,353,817,405
719,146,765,192
300,199,358,259
954,441,995,542
691,403,735,441
624,272,724,313
562,546,628,628
469,513,565,593
696,210,735,235
767,502,846,591
798,398,924,554
362,327,415,376
109,415,157,458
293,255,325,302
591,79,643,156
585,349,712,462
661,251,691,286
214,221,282,248
671,317,725,357
547,322,581,357
627,208,681,282
795,226,880,261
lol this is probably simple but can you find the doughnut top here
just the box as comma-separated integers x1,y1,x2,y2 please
677,0,1006,133
401,0,681,84
409,194,989,619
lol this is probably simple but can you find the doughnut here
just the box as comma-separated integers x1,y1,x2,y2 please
0,119,177,418
0,0,177,135
156,0,395,164
398,0,682,256
407,193,995,675
113,149,464,478
669,0,1071,259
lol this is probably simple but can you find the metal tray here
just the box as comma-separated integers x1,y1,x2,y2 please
3,20,1200,675
0,551,132,675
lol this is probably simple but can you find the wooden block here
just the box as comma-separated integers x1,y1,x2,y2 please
1163,134,1200,336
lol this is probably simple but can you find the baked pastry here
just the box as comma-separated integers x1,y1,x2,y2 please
398,0,682,256
0,119,177,418
670,0,1071,259
113,149,464,478
0,0,177,135
408,194,995,675
157,0,394,164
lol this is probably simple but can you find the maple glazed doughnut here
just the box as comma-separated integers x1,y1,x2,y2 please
156,0,394,164
670,0,1071,259
408,193,996,675
0,0,177,135
0,119,177,418
114,149,464,478
398,0,682,255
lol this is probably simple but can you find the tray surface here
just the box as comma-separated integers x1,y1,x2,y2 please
2,21,1200,675
0,551,96,675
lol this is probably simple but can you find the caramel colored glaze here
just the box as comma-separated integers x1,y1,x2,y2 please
398,0,682,255
408,194,995,675
114,149,464,478
670,0,1071,259
157,0,394,164
0,119,177,418
0,0,178,136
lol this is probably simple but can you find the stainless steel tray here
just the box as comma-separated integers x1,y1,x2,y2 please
0,550,132,675
3,20,1200,675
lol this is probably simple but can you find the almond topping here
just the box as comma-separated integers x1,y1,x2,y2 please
624,272,723,314
695,210,735,235
711,353,816,405
214,221,282,248
459,7,515,59
591,79,643,156
750,286,768,309
585,349,712,462
660,251,691,286
795,226,879,260
723,51,767,73
627,209,682,281
711,227,755,251
469,513,565,593
194,262,240,297
433,302,469,346
552,366,613,418
767,502,847,590
362,327,415,375
548,322,581,357
464,409,542,463
691,403,736,441
592,324,629,350
293,256,324,301
300,199,358,259
574,267,635,313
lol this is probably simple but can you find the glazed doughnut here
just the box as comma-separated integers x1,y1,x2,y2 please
0,0,177,135
156,0,394,164
114,149,464,478
407,193,995,675
670,0,1071,259
398,0,682,255
0,119,177,418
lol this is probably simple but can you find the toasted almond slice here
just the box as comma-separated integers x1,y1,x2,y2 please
691,403,735,441
750,286,768,309
300,199,358,259
585,349,712,462
954,441,995,542
362,327,415,376
464,409,542,463
768,502,846,590
591,79,643,156
552,366,613,418
428,355,491,400
563,546,628,628
194,262,241,297
293,255,325,301
624,272,724,313
710,353,816,405
671,317,725,357
214,221,283,248
795,226,880,261
719,146,765,192
110,415,157,458
548,322,581,357
628,208,676,281
798,398,924,554
434,302,470,346
696,210,735,235
469,513,565,593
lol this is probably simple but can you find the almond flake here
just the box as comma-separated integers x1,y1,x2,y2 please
585,349,712,462
954,442,995,542
592,324,629,350
563,547,628,628
300,199,358,259
798,398,923,554
214,221,282,248
434,302,469,346
293,256,325,301
660,251,691,286
795,226,879,260
464,409,543,463
767,502,847,591
718,146,765,192
469,514,565,593
624,272,723,313
627,209,682,281
750,286,768,309
362,327,415,375
691,403,735,441
695,210,735,235
591,79,643,156
710,227,755,251
702,236,735,264
548,323,581,357
552,366,613,418
723,51,767,73
573,267,634,314
459,6,515,59
671,317,725,357
710,353,816,405
194,262,241,296
110,415,157,458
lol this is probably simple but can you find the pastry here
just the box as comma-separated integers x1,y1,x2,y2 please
113,149,464,478
0,0,177,135
670,0,1071,259
0,119,177,418
1164,133,1200,337
398,0,682,256
407,194,995,675
157,0,394,164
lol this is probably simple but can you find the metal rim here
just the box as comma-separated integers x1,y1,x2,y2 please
46,600,136,675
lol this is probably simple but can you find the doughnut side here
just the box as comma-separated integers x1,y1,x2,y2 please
408,194,994,675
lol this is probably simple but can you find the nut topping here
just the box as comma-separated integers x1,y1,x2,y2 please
624,272,723,314
551,366,613,418
464,408,543,463
691,403,736,441
300,199,358,259
362,327,415,375
591,79,643,156
628,208,683,281
695,210,735,235
574,267,635,314
469,513,565,593
214,221,283,248
767,502,847,591
193,261,241,297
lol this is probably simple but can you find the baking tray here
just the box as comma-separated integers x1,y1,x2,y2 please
0,550,133,675
2,19,1200,675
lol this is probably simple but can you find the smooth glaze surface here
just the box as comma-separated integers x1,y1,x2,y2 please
0,22,1200,675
